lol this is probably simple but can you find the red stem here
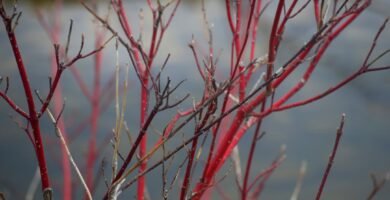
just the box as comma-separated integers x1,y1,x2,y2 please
193,24,318,199
0,92,29,118
180,102,215,200
275,0,298,53
218,5,367,171
313,0,321,27
39,67,64,117
138,80,149,200
49,4,72,198
241,101,265,200
315,114,345,200
266,0,284,91
69,67,92,100
214,8,370,196
180,136,199,200
235,0,242,45
225,0,236,33
1,12,51,192
148,11,158,62
273,34,332,108
112,2,149,198
115,0,145,72
249,0,262,61
106,105,160,199
137,7,158,197
50,2,72,198
250,154,285,198
85,29,104,193
199,2,259,184
272,7,370,110
112,2,181,198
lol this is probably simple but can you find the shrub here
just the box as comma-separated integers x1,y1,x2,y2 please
0,0,389,199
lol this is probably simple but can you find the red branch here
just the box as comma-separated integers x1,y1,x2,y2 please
0,91,29,118
1,5,51,193
315,114,346,200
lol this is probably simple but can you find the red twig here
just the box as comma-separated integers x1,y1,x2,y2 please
313,0,321,27
85,23,105,194
273,18,389,112
315,114,346,200
245,0,264,81
38,35,110,118
191,1,373,198
241,101,266,200
250,149,286,199
225,0,235,33
106,2,182,199
180,101,216,200
43,1,73,198
1,4,51,196
0,91,29,118
266,0,284,92
69,67,92,100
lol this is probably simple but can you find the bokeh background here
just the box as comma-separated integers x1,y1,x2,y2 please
0,0,389,199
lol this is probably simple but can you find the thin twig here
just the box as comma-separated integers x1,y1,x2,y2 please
315,114,346,200
366,173,389,200
290,161,307,200
46,107,93,200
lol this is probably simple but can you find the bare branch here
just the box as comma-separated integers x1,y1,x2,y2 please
367,173,389,200
315,114,346,200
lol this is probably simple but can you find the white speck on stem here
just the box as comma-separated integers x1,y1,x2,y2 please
275,67,284,76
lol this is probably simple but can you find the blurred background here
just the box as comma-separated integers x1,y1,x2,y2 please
0,0,389,199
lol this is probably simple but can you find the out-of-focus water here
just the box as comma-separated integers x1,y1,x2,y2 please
0,1,389,199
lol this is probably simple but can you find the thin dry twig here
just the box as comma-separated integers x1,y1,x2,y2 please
46,108,93,200
290,161,307,200
366,172,390,200
35,89,93,200
25,167,40,200
230,146,243,189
